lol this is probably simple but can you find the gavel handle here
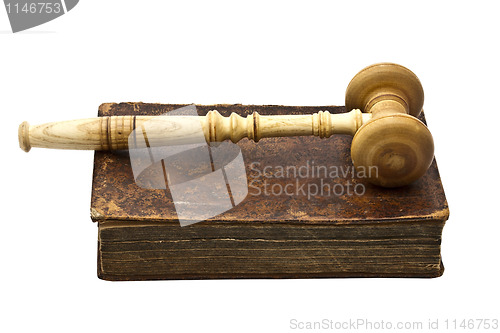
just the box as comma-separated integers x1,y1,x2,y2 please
18,109,371,152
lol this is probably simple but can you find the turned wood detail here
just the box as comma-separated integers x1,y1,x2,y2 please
344,63,433,187
18,109,371,152
205,108,369,143
17,63,437,187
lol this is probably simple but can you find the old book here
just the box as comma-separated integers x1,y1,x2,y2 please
91,102,449,281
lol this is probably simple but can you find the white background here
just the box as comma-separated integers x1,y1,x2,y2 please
1,1,499,332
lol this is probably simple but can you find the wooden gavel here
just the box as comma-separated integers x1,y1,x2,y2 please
18,63,434,188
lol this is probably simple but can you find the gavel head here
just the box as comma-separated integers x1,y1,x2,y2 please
345,63,434,187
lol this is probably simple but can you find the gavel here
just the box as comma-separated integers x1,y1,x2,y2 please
18,63,434,188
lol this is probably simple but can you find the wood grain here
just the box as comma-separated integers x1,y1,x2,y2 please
91,102,449,281
18,63,435,188
19,109,371,152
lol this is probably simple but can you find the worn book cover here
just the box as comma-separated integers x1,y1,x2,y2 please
91,103,449,281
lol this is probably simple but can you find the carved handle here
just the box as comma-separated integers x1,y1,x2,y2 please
18,109,371,152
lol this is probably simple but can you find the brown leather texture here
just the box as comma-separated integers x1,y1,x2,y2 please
91,103,449,225
91,103,449,280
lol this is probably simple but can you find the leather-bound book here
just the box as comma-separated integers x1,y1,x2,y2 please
91,102,449,281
